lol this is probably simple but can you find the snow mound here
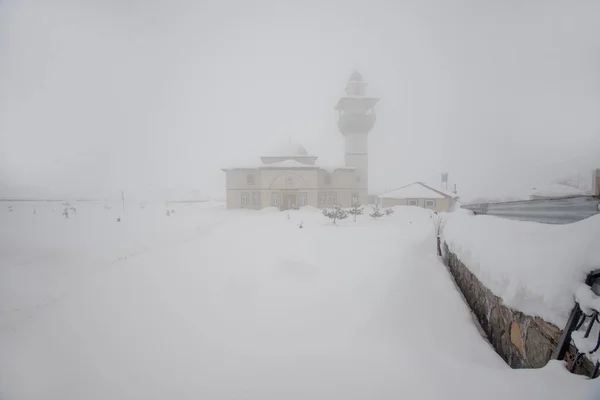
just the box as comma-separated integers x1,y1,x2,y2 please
444,210,600,327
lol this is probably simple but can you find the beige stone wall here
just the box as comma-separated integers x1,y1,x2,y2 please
224,169,260,209
380,197,453,212
225,167,362,209
225,169,259,191
316,169,362,207
225,188,263,210
261,169,318,190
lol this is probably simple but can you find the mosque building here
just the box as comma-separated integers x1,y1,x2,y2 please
222,71,379,210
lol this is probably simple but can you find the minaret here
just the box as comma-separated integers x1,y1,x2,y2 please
335,71,379,204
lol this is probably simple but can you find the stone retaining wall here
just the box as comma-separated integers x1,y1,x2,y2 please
443,244,591,373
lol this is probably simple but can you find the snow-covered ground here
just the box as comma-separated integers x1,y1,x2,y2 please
0,202,593,399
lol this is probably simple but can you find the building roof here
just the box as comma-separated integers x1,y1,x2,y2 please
379,182,456,200
260,159,319,169
223,139,357,172
222,159,355,172
263,140,310,157
530,183,588,198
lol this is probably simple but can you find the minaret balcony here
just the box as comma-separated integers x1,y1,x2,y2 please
338,113,376,135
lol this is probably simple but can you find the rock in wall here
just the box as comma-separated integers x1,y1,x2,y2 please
443,243,591,373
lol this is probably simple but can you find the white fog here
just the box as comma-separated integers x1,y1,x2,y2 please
1,1,599,399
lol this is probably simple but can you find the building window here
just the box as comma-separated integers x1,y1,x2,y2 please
271,192,279,206
324,173,332,185
319,191,326,204
247,174,255,185
299,192,307,206
252,192,261,205
425,199,436,209
408,199,418,206
241,192,250,205
286,176,293,187
327,192,337,204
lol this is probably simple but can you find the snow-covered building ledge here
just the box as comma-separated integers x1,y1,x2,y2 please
441,210,600,374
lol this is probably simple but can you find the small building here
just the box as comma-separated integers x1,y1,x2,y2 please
378,182,458,212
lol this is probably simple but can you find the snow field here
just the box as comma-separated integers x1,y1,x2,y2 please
0,202,593,399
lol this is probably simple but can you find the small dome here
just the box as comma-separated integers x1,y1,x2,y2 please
348,70,364,82
264,140,309,157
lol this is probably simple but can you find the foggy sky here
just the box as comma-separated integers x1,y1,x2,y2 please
1,0,599,201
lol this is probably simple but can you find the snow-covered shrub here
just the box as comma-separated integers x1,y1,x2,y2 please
369,205,384,219
348,201,364,222
322,204,348,224
384,208,394,216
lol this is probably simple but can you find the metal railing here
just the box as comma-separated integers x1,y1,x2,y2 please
556,270,600,378
461,195,600,224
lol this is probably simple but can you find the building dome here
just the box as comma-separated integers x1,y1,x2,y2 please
348,70,364,82
264,140,309,157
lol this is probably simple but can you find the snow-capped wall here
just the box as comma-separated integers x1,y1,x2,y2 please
441,210,600,372
443,210,600,327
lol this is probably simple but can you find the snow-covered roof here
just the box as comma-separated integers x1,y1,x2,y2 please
263,140,311,158
222,159,354,172
260,159,319,169
379,182,455,200
530,183,588,198
319,165,355,173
